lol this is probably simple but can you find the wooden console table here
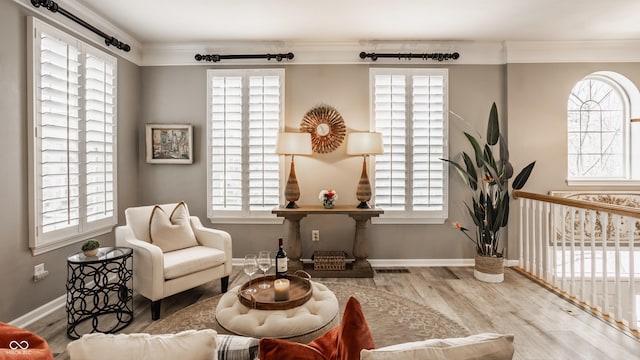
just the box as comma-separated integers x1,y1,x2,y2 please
272,205,383,278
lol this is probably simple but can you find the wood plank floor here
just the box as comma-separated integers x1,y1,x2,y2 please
27,267,640,359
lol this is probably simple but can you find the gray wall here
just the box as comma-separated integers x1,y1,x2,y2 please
138,64,506,260
0,1,140,322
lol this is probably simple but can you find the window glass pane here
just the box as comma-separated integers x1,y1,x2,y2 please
567,77,626,178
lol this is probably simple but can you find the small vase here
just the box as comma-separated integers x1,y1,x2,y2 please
83,248,99,257
323,199,335,209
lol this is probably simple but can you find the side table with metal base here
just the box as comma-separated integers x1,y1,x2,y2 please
66,247,133,339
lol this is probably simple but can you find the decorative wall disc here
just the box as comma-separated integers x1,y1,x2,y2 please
300,105,346,153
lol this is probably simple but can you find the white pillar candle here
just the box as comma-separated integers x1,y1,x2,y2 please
274,279,290,301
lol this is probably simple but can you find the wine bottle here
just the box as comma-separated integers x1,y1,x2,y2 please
275,238,288,279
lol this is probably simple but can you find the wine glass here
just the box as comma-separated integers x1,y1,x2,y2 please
243,254,258,294
257,251,272,289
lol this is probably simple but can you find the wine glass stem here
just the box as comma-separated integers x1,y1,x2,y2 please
248,274,252,288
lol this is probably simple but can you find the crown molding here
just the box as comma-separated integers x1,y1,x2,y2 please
142,40,506,66
506,40,640,63
13,0,142,64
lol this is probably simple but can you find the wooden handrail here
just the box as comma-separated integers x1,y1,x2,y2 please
513,190,640,219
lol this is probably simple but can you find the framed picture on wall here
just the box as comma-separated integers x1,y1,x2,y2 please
145,123,193,164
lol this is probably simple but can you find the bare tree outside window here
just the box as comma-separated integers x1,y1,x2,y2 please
568,77,626,178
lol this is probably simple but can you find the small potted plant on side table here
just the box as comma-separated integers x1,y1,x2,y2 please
81,239,100,257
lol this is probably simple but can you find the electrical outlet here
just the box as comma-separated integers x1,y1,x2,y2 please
34,263,45,276
33,263,49,282
312,230,320,241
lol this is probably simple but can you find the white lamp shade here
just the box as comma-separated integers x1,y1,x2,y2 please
346,132,384,155
275,132,313,155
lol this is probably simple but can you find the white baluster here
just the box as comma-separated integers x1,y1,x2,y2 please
602,214,609,315
589,211,596,307
519,199,524,269
532,201,537,276
580,209,586,301
561,206,567,290
570,208,576,295
552,204,558,287
544,202,551,283
613,214,622,322
628,217,637,331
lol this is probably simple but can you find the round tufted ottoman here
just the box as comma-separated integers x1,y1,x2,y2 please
215,281,339,342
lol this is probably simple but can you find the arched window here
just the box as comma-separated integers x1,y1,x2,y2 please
567,72,636,181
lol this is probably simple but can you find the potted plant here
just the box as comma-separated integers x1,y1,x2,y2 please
443,102,535,283
81,239,100,257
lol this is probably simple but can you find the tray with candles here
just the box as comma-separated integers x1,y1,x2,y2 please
238,270,312,310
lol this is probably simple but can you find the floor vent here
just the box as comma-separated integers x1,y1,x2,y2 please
375,268,410,273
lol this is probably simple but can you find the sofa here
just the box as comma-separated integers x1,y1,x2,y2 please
66,297,514,360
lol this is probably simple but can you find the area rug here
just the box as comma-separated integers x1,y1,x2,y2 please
144,282,470,347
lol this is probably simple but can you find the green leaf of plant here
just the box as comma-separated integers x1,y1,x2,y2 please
462,152,478,191
466,203,481,227
486,195,496,233
464,132,484,167
499,134,510,162
441,158,478,190
487,102,499,146
502,160,514,180
483,144,497,172
512,161,536,190
500,192,510,227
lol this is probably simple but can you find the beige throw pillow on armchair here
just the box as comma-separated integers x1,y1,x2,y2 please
149,201,198,252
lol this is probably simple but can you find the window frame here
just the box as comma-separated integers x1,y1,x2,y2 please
566,72,640,186
28,17,118,255
369,68,449,225
206,68,285,224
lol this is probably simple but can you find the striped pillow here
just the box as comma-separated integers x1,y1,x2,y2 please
217,335,259,360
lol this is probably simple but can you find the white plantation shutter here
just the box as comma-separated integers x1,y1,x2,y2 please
248,76,280,209
371,68,448,223
84,53,116,224
38,33,82,234
211,76,243,210
30,18,117,254
412,75,445,210
208,69,284,221
373,74,407,209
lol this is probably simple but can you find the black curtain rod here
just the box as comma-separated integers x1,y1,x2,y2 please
360,51,460,62
31,0,130,52
195,53,294,63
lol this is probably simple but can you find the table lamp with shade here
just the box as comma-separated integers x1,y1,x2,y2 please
276,132,313,208
346,132,384,208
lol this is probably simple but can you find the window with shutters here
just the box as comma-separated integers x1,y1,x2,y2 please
28,18,117,255
370,68,449,224
207,69,284,224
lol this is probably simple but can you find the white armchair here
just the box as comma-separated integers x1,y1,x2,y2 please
115,203,232,320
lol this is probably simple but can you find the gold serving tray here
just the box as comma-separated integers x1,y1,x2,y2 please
238,271,312,310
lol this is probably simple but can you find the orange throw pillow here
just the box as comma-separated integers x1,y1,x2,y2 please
0,322,54,360
259,297,375,360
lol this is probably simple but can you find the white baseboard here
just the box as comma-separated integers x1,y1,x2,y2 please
10,293,66,329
